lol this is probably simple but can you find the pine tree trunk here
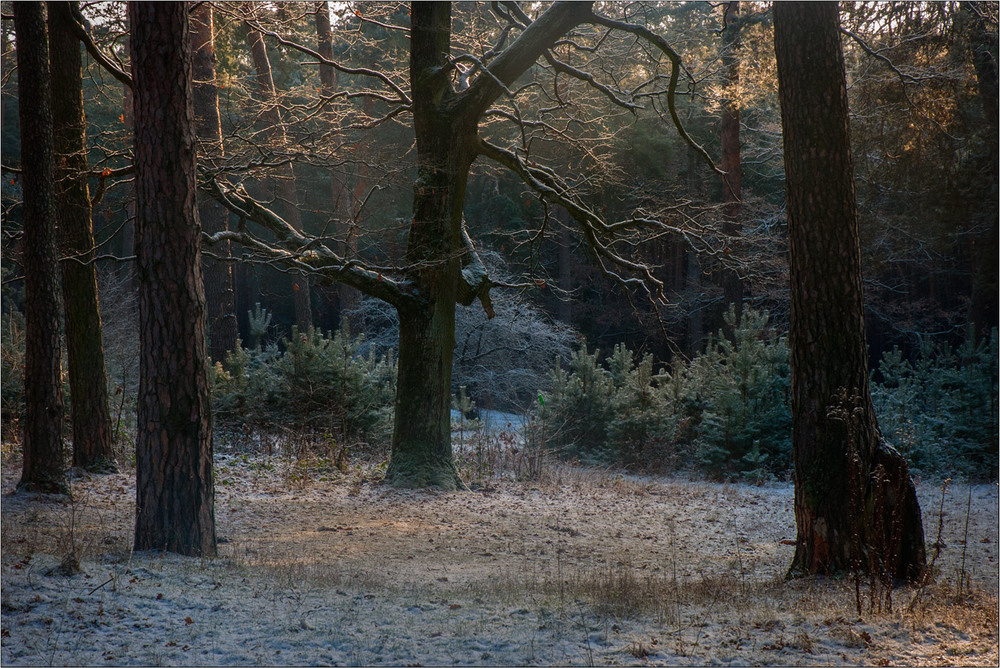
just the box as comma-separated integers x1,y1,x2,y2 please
48,0,116,473
719,1,744,324
130,1,216,556
315,1,361,330
774,1,925,582
15,2,67,494
245,21,312,332
192,3,238,363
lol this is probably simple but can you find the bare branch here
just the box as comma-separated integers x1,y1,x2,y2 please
204,178,415,309
226,6,412,106
587,9,724,176
69,3,132,88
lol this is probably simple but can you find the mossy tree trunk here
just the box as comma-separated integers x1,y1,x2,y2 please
131,1,216,557
383,2,468,489
48,0,116,473
383,1,589,487
774,1,925,582
15,2,67,495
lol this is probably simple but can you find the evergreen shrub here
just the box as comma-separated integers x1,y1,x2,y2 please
212,325,395,448
872,327,998,480
540,308,791,479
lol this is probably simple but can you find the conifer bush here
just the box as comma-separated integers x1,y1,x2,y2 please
212,325,395,448
540,308,792,477
872,327,998,479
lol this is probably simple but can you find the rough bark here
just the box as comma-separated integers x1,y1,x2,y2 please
130,1,216,557
774,1,925,582
192,3,238,363
15,2,67,494
244,19,312,332
719,1,744,325
48,0,116,473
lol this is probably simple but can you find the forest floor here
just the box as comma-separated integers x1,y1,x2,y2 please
0,431,997,666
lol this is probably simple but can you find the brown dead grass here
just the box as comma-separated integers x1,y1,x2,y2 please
1,445,997,666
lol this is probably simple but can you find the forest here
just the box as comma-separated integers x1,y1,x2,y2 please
0,1,997,665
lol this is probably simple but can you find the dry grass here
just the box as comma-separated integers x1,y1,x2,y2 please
1,439,997,666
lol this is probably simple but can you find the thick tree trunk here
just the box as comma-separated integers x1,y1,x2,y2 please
15,2,67,494
383,2,470,489
774,1,925,582
375,1,592,486
192,3,238,363
130,1,216,557
245,21,312,332
387,305,462,488
719,1,744,325
48,1,116,473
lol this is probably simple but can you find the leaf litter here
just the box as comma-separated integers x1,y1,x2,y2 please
1,454,996,666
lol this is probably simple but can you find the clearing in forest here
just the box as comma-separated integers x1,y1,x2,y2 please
1,449,997,666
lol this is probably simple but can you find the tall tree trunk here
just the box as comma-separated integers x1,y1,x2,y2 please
685,144,703,355
383,2,468,489
48,1,117,473
558,209,573,324
963,1,999,342
130,1,216,557
774,1,925,582
315,0,361,329
192,3,238,362
120,79,136,281
244,18,312,332
719,1,744,325
15,2,67,494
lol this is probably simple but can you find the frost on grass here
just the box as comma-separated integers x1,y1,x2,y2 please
1,452,997,666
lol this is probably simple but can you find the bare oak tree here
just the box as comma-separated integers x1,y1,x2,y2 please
207,1,720,488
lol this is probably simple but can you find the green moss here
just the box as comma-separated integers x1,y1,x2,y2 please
383,448,466,490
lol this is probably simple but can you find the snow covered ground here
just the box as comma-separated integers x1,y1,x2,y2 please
2,451,997,666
